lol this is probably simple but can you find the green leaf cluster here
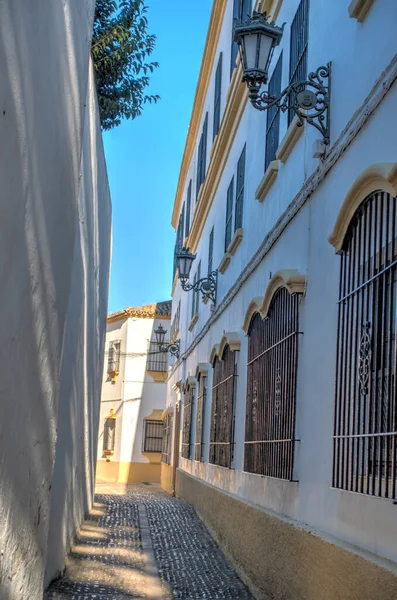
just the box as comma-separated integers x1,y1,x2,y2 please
92,0,159,131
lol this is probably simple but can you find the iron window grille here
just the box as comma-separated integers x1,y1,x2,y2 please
213,53,223,140
185,181,192,237
244,288,301,480
103,416,116,453
162,414,173,465
196,113,208,201
182,383,195,459
107,341,121,373
231,0,252,77
288,0,309,126
195,373,207,461
210,345,237,468
235,145,246,232
143,420,163,453
146,340,169,372
208,226,214,276
265,53,283,172
171,301,181,343
333,190,397,500
225,177,234,251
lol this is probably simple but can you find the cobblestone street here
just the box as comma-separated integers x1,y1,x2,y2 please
44,483,253,600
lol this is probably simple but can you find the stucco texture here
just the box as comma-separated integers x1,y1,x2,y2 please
0,1,111,598
176,470,397,600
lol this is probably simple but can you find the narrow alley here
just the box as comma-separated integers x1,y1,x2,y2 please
44,484,253,600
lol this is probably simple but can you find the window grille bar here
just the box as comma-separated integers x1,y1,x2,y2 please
211,372,236,389
247,330,302,366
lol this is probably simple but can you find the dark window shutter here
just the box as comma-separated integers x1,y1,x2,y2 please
196,113,209,201
231,0,252,77
185,181,192,237
208,226,214,275
213,53,223,140
265,54,283,171
288,0,309,125
225,177,234,251
235,145,246,231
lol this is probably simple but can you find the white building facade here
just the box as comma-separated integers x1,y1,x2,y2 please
164,0,397,597
97,302,171,484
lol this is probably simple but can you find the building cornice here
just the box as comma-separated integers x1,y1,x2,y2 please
171,0,278,237
187,69,247,252
171,0,227,229
167,52,397,379
107,302,171,324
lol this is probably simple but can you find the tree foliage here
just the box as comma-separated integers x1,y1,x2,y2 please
92,0,159,131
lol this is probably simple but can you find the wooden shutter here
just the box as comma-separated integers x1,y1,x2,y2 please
208,226,214,275
235,145,246,231
265,54,282,171
213,53,223,139
225,177,234,251
185,181,192,237
288,0,309,125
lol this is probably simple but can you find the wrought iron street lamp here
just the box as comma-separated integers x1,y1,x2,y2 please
234,11,331,145
175,247,218,305
154,324,180,359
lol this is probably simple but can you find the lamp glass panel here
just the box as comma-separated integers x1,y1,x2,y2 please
258,33,273,72
155,326,166,345
178,255,193,280
242,32,259,70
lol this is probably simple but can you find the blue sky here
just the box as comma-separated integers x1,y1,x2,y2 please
104,0,213,314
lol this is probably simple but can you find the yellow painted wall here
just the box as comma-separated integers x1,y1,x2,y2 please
96,460,161,483
160,463,174,495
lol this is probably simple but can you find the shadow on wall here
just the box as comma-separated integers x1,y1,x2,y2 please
0,0,110,598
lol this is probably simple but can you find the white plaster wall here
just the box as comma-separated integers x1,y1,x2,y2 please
0,1,111,598
97,319,128,463
120,317,169,465
169,0,397,569
44,61,112,587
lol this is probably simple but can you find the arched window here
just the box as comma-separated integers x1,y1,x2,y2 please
195,372,207,462
210,345,236,468
334,190,397,499
182,380,195,459
244,288,300,480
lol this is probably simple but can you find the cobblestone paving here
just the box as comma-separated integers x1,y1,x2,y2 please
44,483,253,600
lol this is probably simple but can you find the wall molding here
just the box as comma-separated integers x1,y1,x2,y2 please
348,0,375,22
168,53,397,379
256,160,279,203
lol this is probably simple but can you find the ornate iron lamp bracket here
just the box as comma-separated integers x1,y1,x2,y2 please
159,340,180,360
181,271,218,305
248,63,331,146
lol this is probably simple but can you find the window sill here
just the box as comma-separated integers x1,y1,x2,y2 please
276,116,304,164
227,228,243,255
348,0,374,21
146,370,168,383
188,313,198,331
256,160,279,203
218,251,232,274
